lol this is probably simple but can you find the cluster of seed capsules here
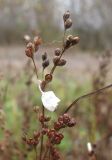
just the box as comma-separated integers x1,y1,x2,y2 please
54,113,76,131
63,11,80,49
53,48,67,66
63,10,72,30
47,129,64,145
25,35,42,58
39,115,64,145
22,131,40,147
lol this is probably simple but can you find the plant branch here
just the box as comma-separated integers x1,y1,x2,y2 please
34,146,38,160
32,57,38,79
31,57,45,160
50,48,65,75
64,84,112,113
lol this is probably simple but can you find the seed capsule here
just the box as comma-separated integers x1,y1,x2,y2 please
63,11,70,22
25,42,34,58
71,36,80,45
64,39,71,49
53,57,60,65
64,18,72,29
54,48,61,56
58,59,66,66
42,52,47,61
42,59,49,69
34,36,42,46
53,57,66,66
33,36,42,52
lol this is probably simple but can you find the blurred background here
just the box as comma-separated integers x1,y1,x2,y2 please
0,0,112,160
0,0,112,50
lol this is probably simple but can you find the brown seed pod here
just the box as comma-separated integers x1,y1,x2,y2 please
25,42,34,58
42,59,49,69
58,59,66,66
53,57,66,66
41,80,46,91
54,48,61,56
45,74,52,82
42,52,47,61
67,35,74,42
64,38,71,49
71,36,80,45
33,36,42,52
34,36,42,46
64,18,72,29
63,11,70,22
53,57,60,65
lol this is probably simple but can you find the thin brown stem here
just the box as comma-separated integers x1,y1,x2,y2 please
64,84,112,113
35,146,38,160
48,148,51,160
39,105,45,160
31,57,45,160
42,147,49,160
39,135,44,160
32,57,38,79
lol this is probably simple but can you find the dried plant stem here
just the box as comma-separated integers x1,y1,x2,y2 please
48,148,51,160
39,135,44,160
42,147,49,160
31,57,45,160
39,105,45,160
34,146,38,160
32,57,38,79
64,84,112,113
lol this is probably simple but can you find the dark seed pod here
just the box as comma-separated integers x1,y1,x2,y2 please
42,59,49,69
42,52,47,61
63,11,70,22
53,57,60,65
54,48,61,56
64,18,72,29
